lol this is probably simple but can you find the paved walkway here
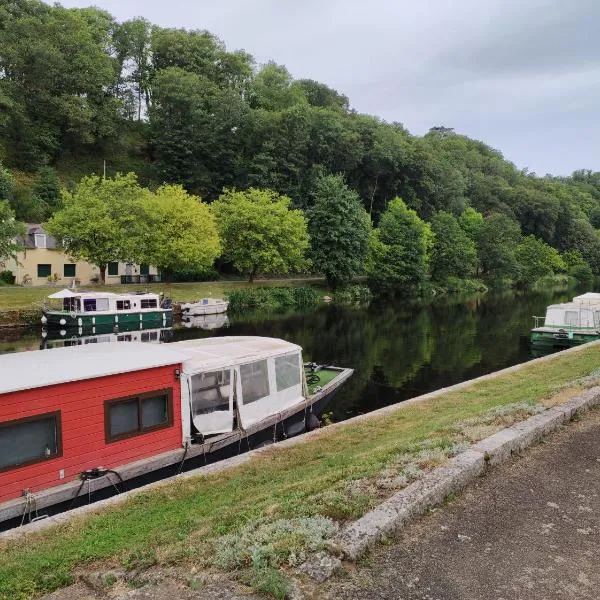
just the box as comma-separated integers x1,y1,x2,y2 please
320,408,600,600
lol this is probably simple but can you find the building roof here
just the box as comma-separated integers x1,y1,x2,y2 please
172,336,302,373
0,343,187,395
16,224,59,250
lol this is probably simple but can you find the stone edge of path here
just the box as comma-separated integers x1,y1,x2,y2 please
2,341,599,541
325,385,600,564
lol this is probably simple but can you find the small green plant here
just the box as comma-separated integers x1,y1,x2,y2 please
334,284,372,306
249,565,290,599
0,270,15,285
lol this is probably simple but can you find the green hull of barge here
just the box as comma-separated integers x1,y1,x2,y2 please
530,328,599,348
43,310,173,329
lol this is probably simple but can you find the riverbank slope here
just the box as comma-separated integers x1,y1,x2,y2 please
1,343,600,600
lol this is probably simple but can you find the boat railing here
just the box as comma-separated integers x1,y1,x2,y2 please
532,316,546,328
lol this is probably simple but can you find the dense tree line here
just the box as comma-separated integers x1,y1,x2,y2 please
0,0,599,292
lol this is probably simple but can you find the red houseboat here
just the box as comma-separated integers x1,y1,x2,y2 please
0,337,352,525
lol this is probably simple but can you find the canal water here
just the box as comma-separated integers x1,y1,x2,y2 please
0,287,579,423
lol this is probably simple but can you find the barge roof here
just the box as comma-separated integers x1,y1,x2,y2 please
172,336,302,372
0,343,187,395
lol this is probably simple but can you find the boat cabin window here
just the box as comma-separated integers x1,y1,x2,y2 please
191,370,231,416
240,360,270,404
116,300,131,310
141,331,158,342
275,353,301,392
63,298,81,312
83,298,109,312
565,311,579,326
0,412,61,472
140,298,158,309
105,390,172,442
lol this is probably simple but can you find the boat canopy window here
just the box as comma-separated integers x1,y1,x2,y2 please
141,298,158,309
240,360,270,404
275,353,301,392
116,300,131,310
83,298,109,312
62,297,81,312
565,311,579,326
191,370,231,416
0,412,61,471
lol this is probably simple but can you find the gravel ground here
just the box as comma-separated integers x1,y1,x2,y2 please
319,408,600,600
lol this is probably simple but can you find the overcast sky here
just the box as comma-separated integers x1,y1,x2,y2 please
53,0,599,176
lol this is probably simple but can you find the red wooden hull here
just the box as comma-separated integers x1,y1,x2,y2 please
0,366,182,504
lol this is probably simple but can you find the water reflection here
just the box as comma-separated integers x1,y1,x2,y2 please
0,288,580,422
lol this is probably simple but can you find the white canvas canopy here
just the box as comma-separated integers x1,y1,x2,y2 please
47,288,78,299
172,337,305,435
545,302,600,329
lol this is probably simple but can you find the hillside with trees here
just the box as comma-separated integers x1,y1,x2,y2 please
1,0,599,294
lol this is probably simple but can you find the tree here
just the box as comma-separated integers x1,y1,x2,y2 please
0,200,24,263
31,165,61,215
308,174,371,288
477,213,522,281
458,207,484,241
430,211,477,281
514,235,566,287
212,188,309,282
45,173,143,283
0,161,13,203
368,198,432,295
134,185,220,281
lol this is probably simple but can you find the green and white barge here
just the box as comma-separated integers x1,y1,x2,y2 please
42,289,173,330
531,294,600,348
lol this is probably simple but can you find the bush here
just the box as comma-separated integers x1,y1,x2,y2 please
570,262,594,284
226,286,320,313
171,266,219,282
0,270,15,285
334,284,372,306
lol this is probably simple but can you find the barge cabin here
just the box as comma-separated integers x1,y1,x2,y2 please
42,289,173,330
0,337,352,525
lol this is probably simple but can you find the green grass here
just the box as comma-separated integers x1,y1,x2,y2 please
1,345,599,599
0,278,326,311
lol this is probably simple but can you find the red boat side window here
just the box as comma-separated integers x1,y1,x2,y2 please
105,390,173,443
0,412,62,472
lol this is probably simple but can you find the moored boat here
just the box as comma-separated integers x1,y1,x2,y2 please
181,298,229,316
41,289,173,329
0,337,352,525
530,295,600,348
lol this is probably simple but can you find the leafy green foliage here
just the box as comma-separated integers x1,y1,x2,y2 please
308,174,371,288
430,211,477,281
368,198,432,295
0,200,24,263
477,213,522,281
212,188,310,281
45,173,144,282
0,161,13,202
226,286,320,313
134,185,221,281
514,235,566,287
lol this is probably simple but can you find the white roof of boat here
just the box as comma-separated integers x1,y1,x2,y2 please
47,289,158,299
172,336,302,372
0,343,187,395
573,293,600,302
547,302,600,310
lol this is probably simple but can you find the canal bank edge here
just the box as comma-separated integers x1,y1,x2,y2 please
2,339,600,543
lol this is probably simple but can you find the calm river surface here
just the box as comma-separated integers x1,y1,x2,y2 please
0,288,582,423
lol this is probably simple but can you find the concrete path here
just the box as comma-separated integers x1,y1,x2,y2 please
319,408,600,600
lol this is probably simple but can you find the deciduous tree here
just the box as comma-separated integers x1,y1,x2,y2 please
212,188,309,282
430,211,477,281
0,200,24,263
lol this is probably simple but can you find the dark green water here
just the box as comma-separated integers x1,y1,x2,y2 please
0,288,579,422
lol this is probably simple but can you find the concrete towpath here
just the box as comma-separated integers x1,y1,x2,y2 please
318,407,600,600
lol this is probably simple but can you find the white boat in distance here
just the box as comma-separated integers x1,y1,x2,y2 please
181,298,229,316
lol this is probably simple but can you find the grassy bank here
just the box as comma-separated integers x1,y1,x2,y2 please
1,345,599,599
0,278,327,312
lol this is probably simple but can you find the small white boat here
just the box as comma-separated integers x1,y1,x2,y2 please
181,298,229,316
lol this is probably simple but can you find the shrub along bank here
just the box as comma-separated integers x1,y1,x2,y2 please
1,344,599,600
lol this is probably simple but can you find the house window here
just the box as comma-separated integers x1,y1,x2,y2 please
140,264,150,276
34,234,47,249
63,264,76,278
240,360,270,404
37,264,51,278
105,390,172,442
275,353,301,392
0,412,61,472
116,300,131,310
140,298,158,309
107,262,119,276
